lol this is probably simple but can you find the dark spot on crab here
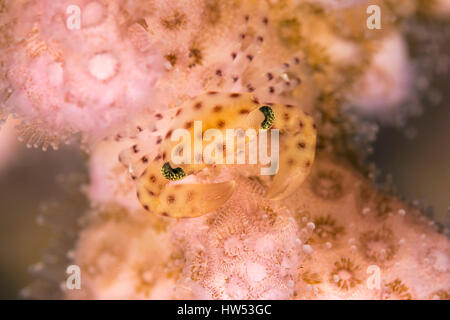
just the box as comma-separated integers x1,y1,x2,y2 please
263,17,268,24
149,175,157,183
231,52,237,60
143,205,150,211
246,55,253,61
185,121,193,129
269,87,275,94
299,120,304,128
306,160,311,167
247,84,255,92
176,109,182,116
155,113,163,120
194,102,203,110
297,142,306,149
156,136,162,144
230,93,240,98
257,36,264,42
232,76,239,83
283,113,290,121
240,109,250,114
161,212,169,217
208,91,218,95
132,144,139,153
216,69,223,77
165,130,173,139
267,73,273,81
217,120,226,128
213,105,223,112
141,156,149,163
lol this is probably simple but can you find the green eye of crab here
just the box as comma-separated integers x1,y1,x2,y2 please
161,162,186,181
259,106,274,129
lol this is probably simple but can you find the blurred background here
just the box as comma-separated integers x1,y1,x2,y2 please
372,74,450,227
0,137,85,299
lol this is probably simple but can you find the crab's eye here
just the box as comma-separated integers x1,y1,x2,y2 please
259,106,274,129
161,162,186,181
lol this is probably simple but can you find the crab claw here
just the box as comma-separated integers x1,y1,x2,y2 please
264,104,317,200
152,181,236,218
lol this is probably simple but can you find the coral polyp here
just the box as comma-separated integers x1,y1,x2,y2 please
120,92,316,217
359,226,398,264
330,257,362,291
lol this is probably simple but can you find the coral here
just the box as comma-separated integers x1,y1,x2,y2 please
60,151,450,300
2,0,448,300
0,0,165,148
382,279,412,300
169,181,307,299
66,205,175,299
330,257,362,291
358,226,398,264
